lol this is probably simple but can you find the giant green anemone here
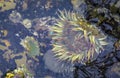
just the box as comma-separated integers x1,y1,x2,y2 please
50,10,108,63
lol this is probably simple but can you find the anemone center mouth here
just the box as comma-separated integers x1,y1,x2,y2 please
61,24,90,54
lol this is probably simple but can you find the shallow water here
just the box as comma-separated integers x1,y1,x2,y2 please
0,0,120,78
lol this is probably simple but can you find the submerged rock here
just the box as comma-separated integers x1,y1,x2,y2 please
44,50,74,74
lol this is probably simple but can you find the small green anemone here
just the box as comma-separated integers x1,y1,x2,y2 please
20,36,41,57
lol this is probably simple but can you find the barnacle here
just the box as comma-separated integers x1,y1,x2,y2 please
50,10,108,63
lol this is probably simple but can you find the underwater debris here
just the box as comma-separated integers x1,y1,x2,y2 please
44,0,53,10
1,30,8,37
1,39,11,47
0,39,10,51
9,11,32,29
9,10,22,24
22,0,28,11
71,0,87,16
20,36,42,58
0,0,16,12
114,39,120,50
5,65,33,78
14,52,28,67
0,44,7,51
50,10,108,64
32,16,56,31
22,19,32,29
9,11,56,30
